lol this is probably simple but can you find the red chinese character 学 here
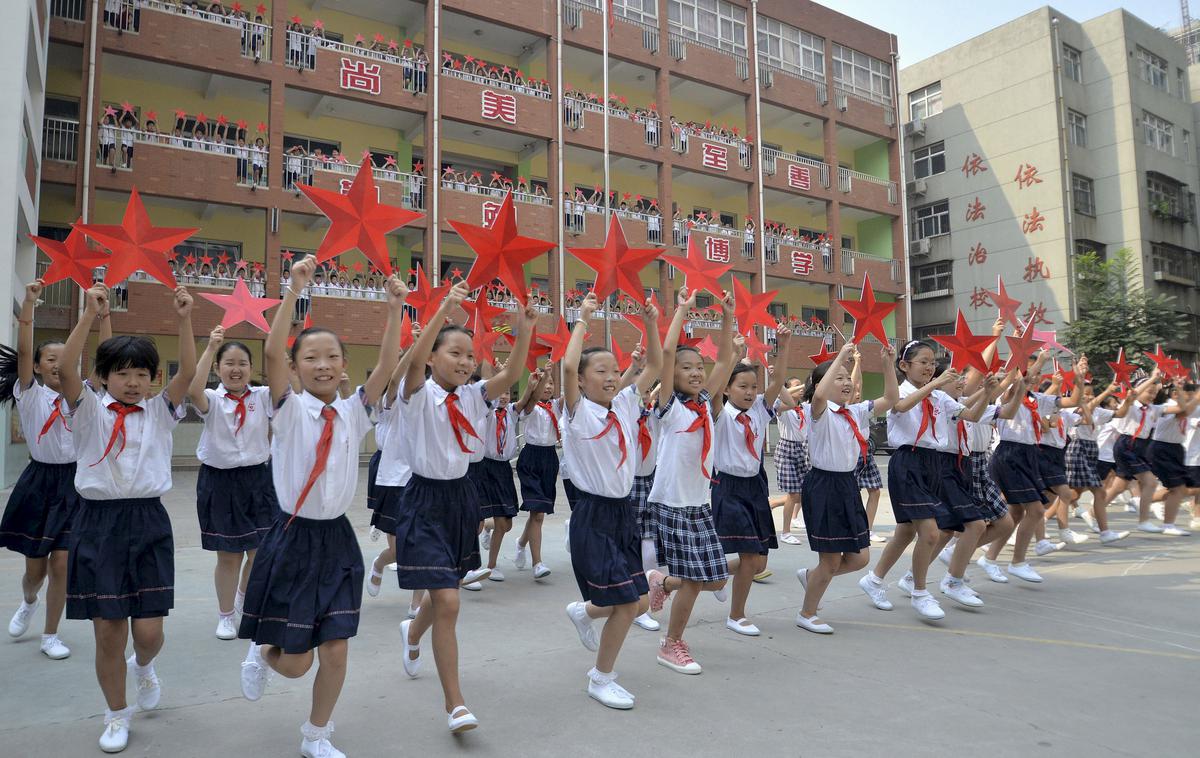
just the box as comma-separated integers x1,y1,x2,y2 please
339,179,380,201
705,236,731,263
1014,163,1042,190
482,200,501,228
339,58,382,95
1022,302,1052,326
790,249,814,276
968,243,987,266
965,197,986,222
702,143,729,171
787,163,811,190
961,153,988,177
969,286,991,310
481,90,518,125
1021,207,1046,234
1023,256,1050,282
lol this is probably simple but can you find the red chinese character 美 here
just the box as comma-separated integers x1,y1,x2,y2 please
339,58,382,95
481,90,518,125
1022,301,1052,326
787,164,811,190
1021,207,1046,234
968,243,987,266
702,143,729,171
965,197,986,222
790,249,814,276
969,286,991,310
482,200,501,228
705,236,731,263
961,153,988,177
1023,256,1050,282
1014,163,1042,190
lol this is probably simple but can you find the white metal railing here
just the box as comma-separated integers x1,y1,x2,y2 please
283,30,428,93
488,297,554,314
173,272,267,294
833,82,893,108
51,0,86,21
282,154,427,210
139,0,272,60
837,166,897,201
281,279,388,302
440,66,551,100
760,147,830,186
440,181,553,206
620,15,660,53
96,125,269,187
668,32,687,60
669,26,747,67
43,117,79,163
757,56,826,88
34,261,76,307
840,249,854,275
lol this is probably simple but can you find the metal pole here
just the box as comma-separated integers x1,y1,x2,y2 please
430,0,441,280
602,0,612,348
556,0,565,317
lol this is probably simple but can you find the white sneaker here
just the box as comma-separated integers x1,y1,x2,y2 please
897,571,915,597
1007,562,1043,583
1081,511,1100,533
858,574,893,611
513,543,527,569
711,588,728,603
533,562,551,579
480,528,492,552
1162,524,1192,536
447,706,478,733
240,643,270,701
1125,497,1140,514
1035,539,1065,556
1137,521,1164,533
1099,529,1130,544
936,545,954,566
300,736,345,758
406,604,420,620
633,612,660,631
910,592,945,619
566,602,599,651
565,520,571,553
99,709,131,753
975,556,1008,583
366,554,385,598
794,613,833,634
1190,517,1200,531
215,614,238,640
869,531,888,544
790,517,804,531
40,634,70,660
796,568,823,610
400,619,421,677
1059,528,1089,545
725,617,760,636
127,655,161,711
461,581,483,592
368,526,381,542
587,671,635,709
1151,502,1165,521
940,576,983,607
462,567,492,585
488,568,505,582
8,598,38,637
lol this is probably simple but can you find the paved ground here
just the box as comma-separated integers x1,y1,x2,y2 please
1,459,1198,758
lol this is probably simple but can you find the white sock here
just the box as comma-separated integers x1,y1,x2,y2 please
587,666,614,683
300,720,332,741
234,589,245,613
19,598,37,611
105,706,134,722
911,589,930,597
132,658,154,676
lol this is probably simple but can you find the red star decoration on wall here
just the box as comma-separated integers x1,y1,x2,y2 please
297,160,422,276
537,316,575,363
985,276,1023,330
29,220,109,289
567,214,661,300
836,273,897,346
730,276,778,336
930,310,998,375
404,263,450,327
451,191,555,303
664,234,732,298
198,278,281,333
75,188,197,288
808,342,838,365
1003,318,1046,372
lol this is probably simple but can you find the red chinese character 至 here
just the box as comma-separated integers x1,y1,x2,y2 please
1023,256,1050,282
965,197,986,222
1022,301,1052,326
969,286,991,310
790,249,814,276
968,243,987,266
339,58,382,95
704,236,730,263
1021,207,1046,234
702,143,729,171
961,153,988,177
481,90,518,125
1014,163,1042,190
787,164,811,190
482,200,501,228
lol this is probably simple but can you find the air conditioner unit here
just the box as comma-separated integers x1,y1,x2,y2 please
835,92,848,111
911,237,932,258
906,178,928,197
763,69,774,88
904,118,925,138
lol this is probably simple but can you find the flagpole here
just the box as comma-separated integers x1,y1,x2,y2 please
602,0,612,349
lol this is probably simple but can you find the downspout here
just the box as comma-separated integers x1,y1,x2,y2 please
750,1,767,296
431,0,441,278
82,0,100,223
556,0,565,318
1050,17,1078,322
601,0,611,345
890,35,911,339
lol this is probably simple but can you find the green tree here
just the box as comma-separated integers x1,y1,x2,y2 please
1063,249,1186,380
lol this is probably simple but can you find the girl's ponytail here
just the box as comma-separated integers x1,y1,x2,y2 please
0,344,18,405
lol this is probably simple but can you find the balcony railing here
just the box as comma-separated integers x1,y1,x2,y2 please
757,57,826,89
43,117,79,163
280,279,389,302
96,126,269,188
50,0,85,21
138,0,272,60
833,81,893,109
35,261,76,308
761,146,830,188
837,166,898,204
672,220,745,248
283,30,428,94
667,25,749,79
563,97,662,146
441,66,551,100
283,152,426,210
619,14,660,54
440,180,553,207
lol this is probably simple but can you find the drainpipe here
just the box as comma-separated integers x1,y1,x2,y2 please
82,0,100,223
1050,16,1078,322
556,0,565,317
750,1,767,294
430,0,441,278
890,35,911,340
601,0,611,346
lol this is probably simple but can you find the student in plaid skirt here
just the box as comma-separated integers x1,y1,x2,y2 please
774,380,809,545
1066,382,1131,543
1038,370,1088,548
646,288,739,675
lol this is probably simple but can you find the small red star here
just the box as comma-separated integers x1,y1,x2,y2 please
235,118,248,130
1003,318,1046,372
537,316,575,363
610,339,634,371
744,330,772,364
504,332,552,372
405,263,450,326
75,188,197,288
808,342,838,365
451,192,555,303
217,252,230,265
198,278,282,333
256,122,268,133
29,220,110,290
399,310,414,350
1106,347,1137,387
985,276,1023,330
837,274,897,346
930,310,998,375
696,335,719,361
665,234,732,299
450,266,464,280
730,277,778,336
567,214,661,300
1143,344,1171,372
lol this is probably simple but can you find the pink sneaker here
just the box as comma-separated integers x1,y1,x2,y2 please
647,570,671,613
656,637,702,674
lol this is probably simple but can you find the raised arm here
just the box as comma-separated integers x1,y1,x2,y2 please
701,290,738,399
361,273,409,406
16,282,40,390
892,368,960,413
163,287,196,408
515,368,544,414
618,344,644,391
965,315,1005,396
872,341,900,415
563,292,599,412
811,341,855,419
1057,355,1087,409
998,369,1026,419
486,298,539,400
657,286,696,403
265,255,315,404
60,285,106,407
188,326,225,412
762,328,791,408
402,281,469,401
634,300,663,396
850,344,862,397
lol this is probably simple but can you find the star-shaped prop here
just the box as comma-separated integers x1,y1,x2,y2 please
730,277,778,336
404,263,450,326
297,160,423,276
1143,344,1172,372
623,294,700,349
696,335,719,361
986,276,1023,330
537,316,574,364
567,214,661,300
399,310,414,350
461,294,507,358
664,234,732,298
1033,329,1072,355
837,274,897,346
808,341,838,365
1107,347,1137,387
450,191,555,303
610,339,635,371
75,188,197,288
29,220,110,289
199,278,281,333
931,310,998,375
1003,318,1046,372
744,330,772,364
504,333,552,372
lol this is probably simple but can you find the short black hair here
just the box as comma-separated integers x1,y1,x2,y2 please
675,345,701,358
432,325,473,352
1185,382,1198,393
289,327,345,363
216,341,253,365
804,359,836,400
95,336,159,380
726,363,757,386
578,346,612,374
33,339,65,365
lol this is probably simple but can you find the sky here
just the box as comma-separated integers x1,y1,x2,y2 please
817,0,1182,67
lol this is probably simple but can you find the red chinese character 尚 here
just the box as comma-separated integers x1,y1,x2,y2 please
481,90,518,125
790,249,814,276
482,201,501,228
968,243,987,266
1023,256,1050,282
969,286,991,310
961,153,988,177
1014,163,1042,190
704,236,730,263
339,58,382,95
1022,301,1052,326
702,143,729,171
965,197,986,222
787,164,811,190
1021,207,1046,234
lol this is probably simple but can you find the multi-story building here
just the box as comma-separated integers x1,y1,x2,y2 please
901,6,1200,360
13,0,905,482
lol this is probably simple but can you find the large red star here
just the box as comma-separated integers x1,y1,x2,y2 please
1003,318,1046,372
75,188,197,288
450,191,555,303
730,276,778,336
744,330,772,364
1143,344,1171,372
462,296,508,364
537,316,575,364
808,342,838,365
664,234,732,299
623,294,700,349
931,310,998,375
1163,356,1189,382
567,214,661,300
610,338,635,371
836,274,897,346
503,333,552,372
399,310,415,350
1107,347,1137,387
29,220,109,289
297,160,423,276
198,278,282,333
985,276,1023,330
405,263,451,327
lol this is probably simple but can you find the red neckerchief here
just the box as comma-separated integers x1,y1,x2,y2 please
792,405,805,430
90,402,143,467
678,397,713,480
588,410,628,469
834,405,868,463
225,389,251,434
1023,395,1042,444
736,411,759,460
1132,405,1148,439
37,398,70,443
494,407,508,456
446,392,481,453
956,419,969,469
289,405,336,526
915,396,939,443
637,412,652,462
538,400,561,441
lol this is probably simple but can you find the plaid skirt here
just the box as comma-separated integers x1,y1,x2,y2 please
652,502,729,583
968,451,1008,521
630,473,656,539
774,438,810,494
855,441,882,490
1065,438,1102,489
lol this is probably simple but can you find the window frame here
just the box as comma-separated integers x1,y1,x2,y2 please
914,260,952,294
1143,110,1174,155
911,199,951,241
1062,44,1082,82
1137,46,1169,91
668,0,747,56
832,43,893,104
756,15,825,83
911,140,946,179
908,81,942,121
1072,174,1095,216
1067,109,1087,147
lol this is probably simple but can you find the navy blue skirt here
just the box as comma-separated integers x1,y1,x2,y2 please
990,441,1049,505
711,471,777,555
1186,465,1200,489
1148,441,1188,488
1114,434,1152,480
1096,459,1117,482
563,478,582,511
370,484,406,531
568,490,649,607
517,443,559,513
801,468,870,553
67,497,174,620
0,459,79,557
366,449,382,512
1036,445,1068,488
393,474,482,589
196,462,278,552
940,451,985,527
239,512,363,654
886,446,967,531
476,457,519,519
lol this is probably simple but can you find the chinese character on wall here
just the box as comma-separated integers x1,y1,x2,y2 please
965,197,986,222
968,243,987,266
1014,163,1042,190
1021,207,1046,234
705,236,731,263
482,201,501,228
481,90,518,125
702,143,729,171
961,153,988,177
787,164,811,190
339,179,380,201
1023,256,1050,282
969,286,991,310
790,249,814,276
340,58,382,95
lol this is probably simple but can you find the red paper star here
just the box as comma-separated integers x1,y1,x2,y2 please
837,274,897,346
985,276,1023,330
198,278,281,333
696,335,719,361
217,252,231,265
568,214,661,300
537,316,574,363
1143,344,1171,372
730,277,778,337
236,259,249,271
103,105,117,118
145,110,157,122
1003,318,1046,372
399,310,414,350
451,192,555,303
930,310,998,375
29,220,110,290
1032,329,1072,355
744,331,772,364
196,112,208,124
504,333,552,372
1107,347,1136,386
184,254,197,266
808,342,838,365
462,295,506,335
450,266,464,280
610,339,635,371
405,263,450,326
282,251,295,261
297,160,423,276
665,234,732,298
255,4,266,15
256,122,268,133
173,108,187,121
235,118,247,130
216,114,229,126
75,188,197,288
623,295,700,349
199,255,214,267
119,101,134,115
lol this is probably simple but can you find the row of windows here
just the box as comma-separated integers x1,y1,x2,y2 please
668,0,747,55
913,240,1111,300
757,16,825,82
832,43,892,103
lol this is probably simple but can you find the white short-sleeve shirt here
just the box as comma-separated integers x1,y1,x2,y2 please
483,403,519,462
1073,407,1114,442
562,385,641,499
809,401,873,472
522,398,562,446
1152,402,1189,444
374,398,411,488
965,405,999,454
14,380,75,464
195,384,272,468
1043,408,1080,449
647,391,715,508
634,407,658,477
1184,415,1200,466
71,390,184,500
998,392,1059,445
397,378,492,480
1114,401,1159,439
774,401,810,443
1097,420,1121,463
888,381,964,449
714,395,773,478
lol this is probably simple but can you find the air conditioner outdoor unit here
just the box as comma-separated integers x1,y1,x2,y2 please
904,118,925,138
763,69,774,88
911,237,932,258
835,92,848,111
906,178,927,197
